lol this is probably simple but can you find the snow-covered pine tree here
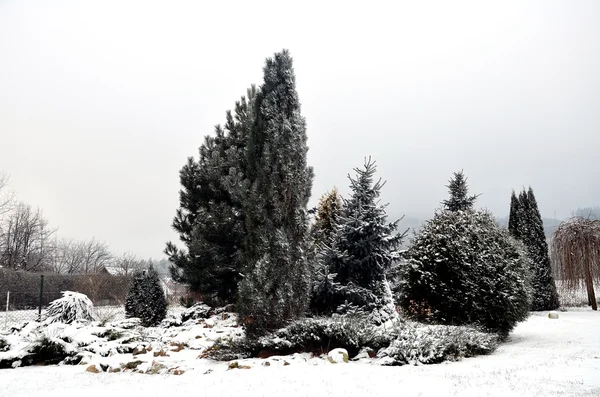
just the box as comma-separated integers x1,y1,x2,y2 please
509,188,559,311
312,158,404,324
398,172,530,337
441,170,479,212
237,50,314,335
125,265,167,327
165,87,257,305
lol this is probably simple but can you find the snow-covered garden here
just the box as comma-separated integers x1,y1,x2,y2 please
0,302,598,397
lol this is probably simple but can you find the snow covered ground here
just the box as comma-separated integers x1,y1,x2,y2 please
0,309,598,397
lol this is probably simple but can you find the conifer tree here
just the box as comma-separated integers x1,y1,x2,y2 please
399,174,530,336
508,190,521,239
312,159,403,323
237,50,314,335
442,170,479,212
312,188,343,246
165,87,256,304
125,265,167,327
509,188,559,310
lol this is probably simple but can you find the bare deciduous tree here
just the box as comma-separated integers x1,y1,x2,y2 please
0,173,15,217
112,251,144,275
80,238,112,274
551,217,600,310
0,202,56,271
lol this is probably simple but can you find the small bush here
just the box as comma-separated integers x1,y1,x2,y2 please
0,337,9,352
181,303,213,322
103,329,125,341
27,333,72,365
179,295,195,308
377,322,498,365
125,266,167,327
44,291,94,324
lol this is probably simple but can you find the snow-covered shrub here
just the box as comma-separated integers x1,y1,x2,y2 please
227,313,389,359
43,291,94,324
23,324,76,366
398,209,531,337
0,337,9,352
125,266,167,327
181,303,213,322
377,322,498,365
28,335,71,365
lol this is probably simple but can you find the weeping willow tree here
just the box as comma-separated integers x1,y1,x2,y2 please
551,217,600,310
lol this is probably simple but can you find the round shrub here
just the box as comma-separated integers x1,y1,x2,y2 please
44,291,94,324
125,266,167,327
397,209,531,337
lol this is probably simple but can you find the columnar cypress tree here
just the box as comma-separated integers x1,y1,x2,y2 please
508,190,521,239
525,188,559,310
311,159,403,323
125,265,167,327
442,171,479,212
237,50,314,335
507,188,559,310
165,87,257,304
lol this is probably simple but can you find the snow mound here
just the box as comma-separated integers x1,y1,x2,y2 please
327,348,349,363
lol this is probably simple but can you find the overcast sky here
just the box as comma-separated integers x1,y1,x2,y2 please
1,1,598,259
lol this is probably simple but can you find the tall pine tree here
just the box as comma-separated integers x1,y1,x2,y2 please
508,187,559,310
237,50,314,335
311,159,403,324
165,87,257,305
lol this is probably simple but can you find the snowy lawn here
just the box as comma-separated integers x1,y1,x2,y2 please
0,309,598,397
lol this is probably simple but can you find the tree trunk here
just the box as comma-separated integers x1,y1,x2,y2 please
585,264,597,311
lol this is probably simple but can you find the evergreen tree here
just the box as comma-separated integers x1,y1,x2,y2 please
125,265,167,327
312,188,343,246
442,170,479,212
509,188,559,310
399,181,531,337
508,190,521,239
165,87,257,304
311,159,404,324
237,50,314,335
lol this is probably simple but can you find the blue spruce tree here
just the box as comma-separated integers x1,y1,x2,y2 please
312,158,404,324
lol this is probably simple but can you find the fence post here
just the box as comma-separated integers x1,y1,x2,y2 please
38,275,44,322
4,291,9,330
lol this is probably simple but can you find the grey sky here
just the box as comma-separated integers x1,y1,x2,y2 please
1,1,598,259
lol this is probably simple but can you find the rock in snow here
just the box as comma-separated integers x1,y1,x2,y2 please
327,348,349,364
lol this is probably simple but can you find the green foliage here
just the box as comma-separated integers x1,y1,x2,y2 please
165,87,257,304
237,50,314,335
125,266,167,327
378,322,499,365
442,170,479,212
226,314,388,359
28,335,71,365
311,159,404,322
509,187,559,310
399,198,531,336
0,337,8,352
